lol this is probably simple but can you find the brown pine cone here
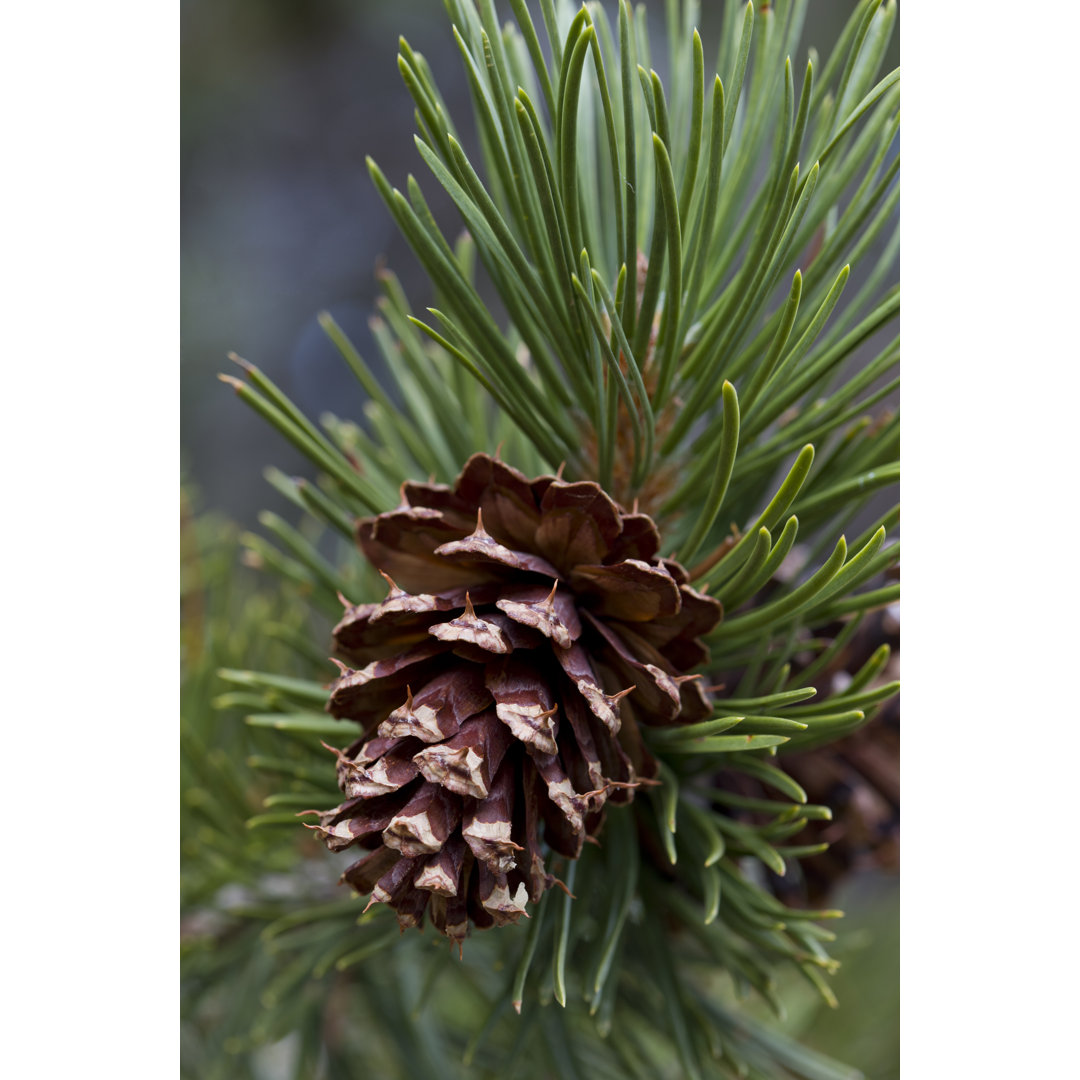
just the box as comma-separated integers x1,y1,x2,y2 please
309,454,721,946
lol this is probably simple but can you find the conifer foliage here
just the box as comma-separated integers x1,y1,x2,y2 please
190,1,900,1076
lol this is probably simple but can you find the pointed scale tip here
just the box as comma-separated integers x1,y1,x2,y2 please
378,569,405,597
543,580,559,609
594,779,641,797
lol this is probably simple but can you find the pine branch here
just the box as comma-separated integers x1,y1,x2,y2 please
194,2,901,1077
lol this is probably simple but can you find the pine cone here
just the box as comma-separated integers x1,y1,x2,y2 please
309,454,721,946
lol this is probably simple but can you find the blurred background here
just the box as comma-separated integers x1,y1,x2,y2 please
181,3,898,1075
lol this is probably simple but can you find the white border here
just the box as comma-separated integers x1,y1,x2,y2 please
4,2,1079,1077
904,3,1078,1076
3,1,178,1074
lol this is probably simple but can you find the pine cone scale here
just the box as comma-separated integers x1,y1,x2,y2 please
461,760,520,872
412,710,511,800
569,558,683,620
344,741,421,797
383,781,461,857
494,583,582,645
434,523,563,579
414,833,467,896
